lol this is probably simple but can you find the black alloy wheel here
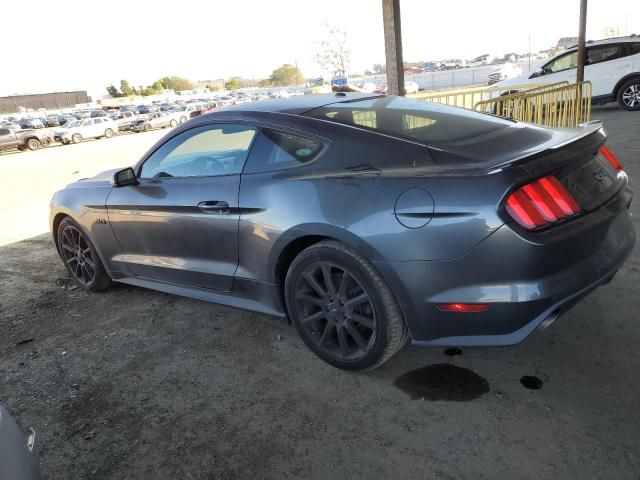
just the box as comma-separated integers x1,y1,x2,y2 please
57,218,111,291
285,241,408,370
294,261,377,361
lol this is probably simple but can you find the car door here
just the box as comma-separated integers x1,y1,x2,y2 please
584,43,629,97
0,128,17,150
106,123,258,291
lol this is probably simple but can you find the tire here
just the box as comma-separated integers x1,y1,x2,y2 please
104,128,114,138
71,133,82,144
617,77,640,111
170,119,177,127
26,138,40,151
180,116,187,124
57,217,111,292
285,240,408,371
143,123,151,132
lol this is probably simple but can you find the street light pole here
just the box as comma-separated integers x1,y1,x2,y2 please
576,0,588,83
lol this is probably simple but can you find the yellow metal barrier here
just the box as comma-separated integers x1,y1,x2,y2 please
473,81,592,128
411,82,570,111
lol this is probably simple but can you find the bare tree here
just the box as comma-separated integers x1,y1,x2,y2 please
314,23,351,77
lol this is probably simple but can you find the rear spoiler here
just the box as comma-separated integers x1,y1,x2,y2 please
489,121,604,172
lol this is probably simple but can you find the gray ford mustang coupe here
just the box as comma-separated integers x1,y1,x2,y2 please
50,93,635,370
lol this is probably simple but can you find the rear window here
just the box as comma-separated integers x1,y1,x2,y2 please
304,96,511,143
244,128,323,174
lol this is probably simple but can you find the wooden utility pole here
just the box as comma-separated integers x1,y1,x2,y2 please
381,0,405,96
576,0,588,82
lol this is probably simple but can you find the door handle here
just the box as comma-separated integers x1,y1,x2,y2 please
197,200,230,214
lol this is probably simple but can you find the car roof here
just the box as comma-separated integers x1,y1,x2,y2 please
215,92,385,115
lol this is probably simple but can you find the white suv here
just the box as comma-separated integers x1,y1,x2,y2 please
53,117,118,144
495,36,640,111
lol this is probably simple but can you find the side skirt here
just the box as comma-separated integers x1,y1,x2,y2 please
114,276,285,318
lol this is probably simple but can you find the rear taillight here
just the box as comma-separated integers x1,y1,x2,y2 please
505,175,581,230
599,145,623,172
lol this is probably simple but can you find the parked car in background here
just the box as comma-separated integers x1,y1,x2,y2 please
45,116,61,127
0,127,51,152
131,112,178,132
495,36,640,110
0,405,40,480
91,110,108,117
111,111,137,131
18,119,45,129
373,84,388,94
137,104,160,114
158,103,179,111
405,81,419,94
488,62,523,85
0,121,23,131
53,117,118,144
442,58,466,69
170,104,197,123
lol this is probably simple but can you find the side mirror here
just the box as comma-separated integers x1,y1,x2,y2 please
529,68,543,79
112,167,138,187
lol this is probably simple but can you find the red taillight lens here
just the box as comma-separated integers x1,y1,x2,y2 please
437,303,489,313
505,175,581,230
599,145,623,172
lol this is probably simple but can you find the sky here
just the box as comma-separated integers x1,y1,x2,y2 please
1,0,638,99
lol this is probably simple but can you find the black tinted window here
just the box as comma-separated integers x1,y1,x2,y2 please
629,42,640,55
587,44,623,64
0,128,9,136
305,96,511,143
244,128,323,173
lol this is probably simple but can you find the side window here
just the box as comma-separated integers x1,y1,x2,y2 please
0,128,9,136
93,118,103,125
543,51,578,74
587,44,622,64
628,43,640,55
81,120,92,127
244,128,323,174
139,124,257,179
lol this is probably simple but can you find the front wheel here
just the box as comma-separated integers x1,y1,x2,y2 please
71,133,82,144
617,78,640,111
26,138,41,151
143,123,151,132
285,241,408,371
57,217,111,292
170,119,177,127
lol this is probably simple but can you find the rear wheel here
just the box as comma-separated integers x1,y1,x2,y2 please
57,217,111,292
285,241,408,370
104,128,114,138
617,78,640,111
180,116,187,124
71,133,82,144
26,138,40,151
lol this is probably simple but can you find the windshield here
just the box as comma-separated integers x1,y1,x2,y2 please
304,96,513,144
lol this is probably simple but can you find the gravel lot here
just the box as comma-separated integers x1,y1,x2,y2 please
1,108,639,479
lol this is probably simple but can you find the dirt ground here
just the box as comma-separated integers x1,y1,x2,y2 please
1,107,639,479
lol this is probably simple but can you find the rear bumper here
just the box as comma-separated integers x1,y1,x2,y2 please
375,187,635,345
